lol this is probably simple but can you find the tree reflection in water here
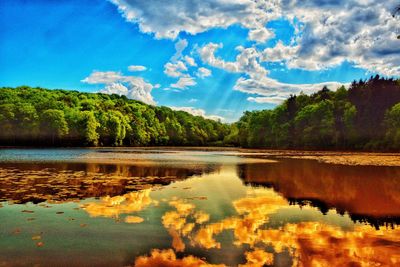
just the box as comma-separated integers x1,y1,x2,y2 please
1,152,400,266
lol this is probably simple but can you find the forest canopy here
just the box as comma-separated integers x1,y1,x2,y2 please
1,76,400,151
0,86,229,146
227,76,400,151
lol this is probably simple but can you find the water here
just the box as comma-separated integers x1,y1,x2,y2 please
0,148,399,266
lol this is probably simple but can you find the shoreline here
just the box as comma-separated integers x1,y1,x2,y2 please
1,146,400,166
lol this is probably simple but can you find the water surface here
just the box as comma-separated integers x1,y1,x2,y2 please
0,148,399,266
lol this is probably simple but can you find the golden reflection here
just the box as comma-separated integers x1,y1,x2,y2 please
194,190,288,249
82,189,156,219
154,188,400,266
161,198,208,252
125,216,144,224
239,249,274,267
193,211,210,224
134,249,225,267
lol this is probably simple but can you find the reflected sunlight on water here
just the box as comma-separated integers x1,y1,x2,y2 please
0,149,399,266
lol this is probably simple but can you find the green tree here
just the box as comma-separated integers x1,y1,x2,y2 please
0,104,16,142
294,100,335,148
80,111,100,146
385,103,400,149
40,109,69,144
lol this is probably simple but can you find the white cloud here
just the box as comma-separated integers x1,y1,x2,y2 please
234,76,347,104
247,96,287,105
109,0,400,108
171,39,188,62
81,71,124,84
164,39,192,78
188,98,198,103
124,77,156,105
164,39,203,91
82,71,157,105
277,1,400,75
164,61,188,77
169,106,224,121
128,65,147,71
184,55,197,66
101,82,129,95
171,76,197,89
109,0,281,39
111,0,400,76
196,67,212,78
198,42,347,104
248,27,275,43
260,41,299,63
199,43,267,78
198,43,239,72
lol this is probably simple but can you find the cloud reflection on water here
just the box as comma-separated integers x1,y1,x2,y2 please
133,187,400,266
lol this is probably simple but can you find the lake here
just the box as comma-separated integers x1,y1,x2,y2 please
0,148,399,266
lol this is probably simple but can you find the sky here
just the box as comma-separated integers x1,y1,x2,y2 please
1,0,399,122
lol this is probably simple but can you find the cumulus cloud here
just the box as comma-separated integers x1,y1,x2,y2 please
164,61,188,77
101,82,129,95
260,41,299,63
171,39,188,62
275,1,400,75
171,77,197,89
196,67,212,78
128,65,147,71
198,41,348,103
248,27,275,43
110,0,400,107
184,55,197,67
82,71,157,105
169,106,224,121
247,96,287,105
235,76,346,104
199,43,267,78
81,71,124,84
109,0,280,39
164,39,206,90
164,39,195,80
111,0,400,76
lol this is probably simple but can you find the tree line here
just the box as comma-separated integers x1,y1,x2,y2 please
225,76,400,150
0,86,229,146
2,76,400,150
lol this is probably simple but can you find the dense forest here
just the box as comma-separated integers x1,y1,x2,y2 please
0,87,229,146
226,76,400,150
1,76,400,150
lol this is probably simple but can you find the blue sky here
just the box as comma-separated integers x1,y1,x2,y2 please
1,0,399,122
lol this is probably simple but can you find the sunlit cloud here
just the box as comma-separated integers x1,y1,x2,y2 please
196,67,212,79
248,27,275,43
164,61,188,78
109,0,280,39
110,0,400,77
128,65,147,72
82,71,157,105
108,0,400,113
169,106,224,121
170,76,197,90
